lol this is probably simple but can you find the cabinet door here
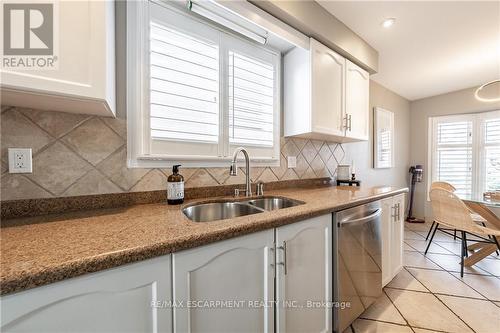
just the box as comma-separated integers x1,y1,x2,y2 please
345,60,369,141
1,256,172,333
173,230,274,333
311,39,346,137
276,214,332,333
1,0,115,116
391,194,405,277
381,197,394,286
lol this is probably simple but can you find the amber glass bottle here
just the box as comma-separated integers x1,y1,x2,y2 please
167,165,184,205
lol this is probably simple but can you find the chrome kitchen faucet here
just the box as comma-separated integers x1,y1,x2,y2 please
229,147,252,197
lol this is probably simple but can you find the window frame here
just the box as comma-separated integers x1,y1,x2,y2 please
428,110,500,199
127,0,281,168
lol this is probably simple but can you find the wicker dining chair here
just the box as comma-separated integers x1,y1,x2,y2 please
426,182,488,241
427,188,500,276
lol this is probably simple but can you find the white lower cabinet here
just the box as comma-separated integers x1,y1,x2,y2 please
0,256,172,333
172,229,275,333
276,214,332,333
381,194,405,286
172,215,332,333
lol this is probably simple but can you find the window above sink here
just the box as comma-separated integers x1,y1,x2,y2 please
126,0,305,168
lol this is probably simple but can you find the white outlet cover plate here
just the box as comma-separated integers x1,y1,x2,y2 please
287,156,297,168
8,148,33,173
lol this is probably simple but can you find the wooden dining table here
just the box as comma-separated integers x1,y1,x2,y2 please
461,195,500,266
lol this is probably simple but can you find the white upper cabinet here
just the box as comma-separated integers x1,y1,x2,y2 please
310,39,345,138
284,38,369,142
0,1,115,117
345,60,370,141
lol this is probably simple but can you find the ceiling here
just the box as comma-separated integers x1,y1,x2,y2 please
317,1,500,101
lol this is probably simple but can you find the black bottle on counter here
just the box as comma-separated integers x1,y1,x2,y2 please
167,165,184,205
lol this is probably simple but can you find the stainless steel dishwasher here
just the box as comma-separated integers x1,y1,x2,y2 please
333,201,383,333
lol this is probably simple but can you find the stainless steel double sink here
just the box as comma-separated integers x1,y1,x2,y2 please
183,196,304,223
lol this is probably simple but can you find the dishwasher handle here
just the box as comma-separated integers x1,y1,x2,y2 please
339,208,382,227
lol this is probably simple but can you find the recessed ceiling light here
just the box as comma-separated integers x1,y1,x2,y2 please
382,18,396,28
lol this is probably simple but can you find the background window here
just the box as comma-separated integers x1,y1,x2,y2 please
430,111,500,199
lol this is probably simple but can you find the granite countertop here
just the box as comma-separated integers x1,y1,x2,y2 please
1,185,407,296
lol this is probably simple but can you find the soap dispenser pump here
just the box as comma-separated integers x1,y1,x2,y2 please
167,164,184,205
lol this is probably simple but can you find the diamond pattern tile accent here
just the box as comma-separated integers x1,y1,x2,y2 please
311,140,324,152
326,155,339,177
28,142,93,195
20,108,90,138
318,143,333,164
310,155,329,177
0,107,347,200
301,140,317,164
270,155,288,180
1,174,52,200
131,170,168,192
282,139,300,158
258,168,279,182
62,118,124,166
102,117,127,139
185,169,218,188
292,138,308,151
63,170,122,196
97,147,149,191
332,143,346,164
1,109,53,161
294,153,310,178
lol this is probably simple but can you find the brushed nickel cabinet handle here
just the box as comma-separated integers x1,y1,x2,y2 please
277,241,288,275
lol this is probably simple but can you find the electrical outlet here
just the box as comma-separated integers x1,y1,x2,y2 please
8,148,32,173
287,156,297,168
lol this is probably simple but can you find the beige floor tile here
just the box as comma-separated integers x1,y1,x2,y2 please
437,241,500,259
437,295,500,333
425,253,491,275
404,251,441,270
424,230,458,243
386,269,428,292
407,268,484,298
385,289,472,332
404,243,417,251
342,325,353,333
474,258,500,276
412,329,444,333
451,273,500,301
359,293,406,325
352,319,412,333
434,241,462,256
405,222,433,232
404,239,454,254
404,230,425,240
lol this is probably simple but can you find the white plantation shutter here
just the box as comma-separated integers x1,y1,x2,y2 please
144,3,279,164
228,51,274,147
430,111,500,199
482,118,500,191
433,119,473,198
149,22,219,143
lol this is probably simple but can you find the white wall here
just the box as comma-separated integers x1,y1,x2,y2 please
410,86,500,219
343,80,411,189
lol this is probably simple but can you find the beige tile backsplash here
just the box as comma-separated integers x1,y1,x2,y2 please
0,106,345,200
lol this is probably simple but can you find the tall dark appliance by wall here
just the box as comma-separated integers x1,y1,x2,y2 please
406,165,424,223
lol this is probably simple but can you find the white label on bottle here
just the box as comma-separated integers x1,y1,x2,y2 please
167,182,184,200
